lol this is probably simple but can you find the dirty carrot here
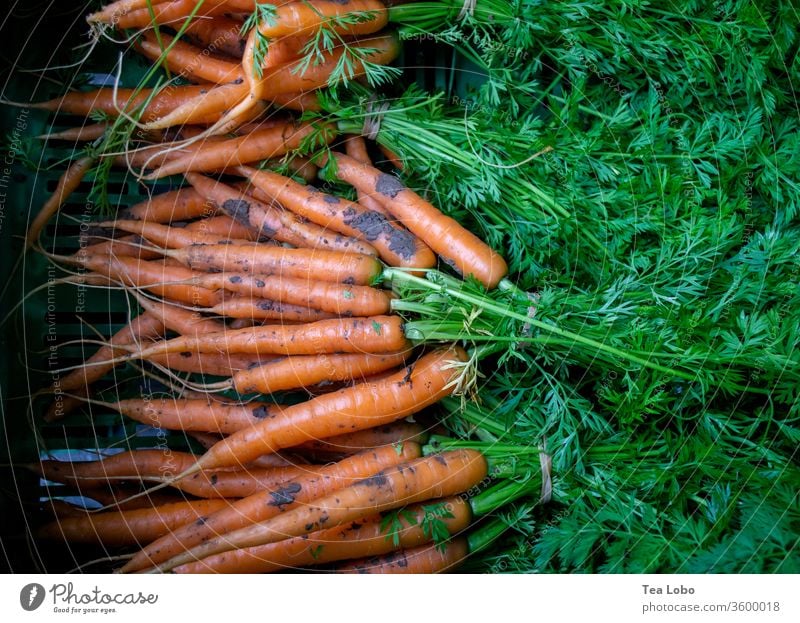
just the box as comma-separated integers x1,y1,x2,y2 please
161,244,383,284
293,421,429,455
184,15,247,58
187,173,374,254
235,181,377,255
338,538,469,573
188,270,391,316
86,397,283,434
184,215,260,241
150,449,487,572
236,165,436,269
175,495,471,573
325,152,509,288
121,443,422,572
95,219,256,249
147,349,267,377
344,135,393,216
209,294,337,322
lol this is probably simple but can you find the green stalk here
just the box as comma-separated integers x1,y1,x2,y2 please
467,516,514,556
386,268,695,380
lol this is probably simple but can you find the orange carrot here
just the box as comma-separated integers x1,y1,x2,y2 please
134,31,243,83
27,156,94,248
55,312,165,395
95,397,283,434
184,15,247,58
326,152,509,288
33,451,306,498
338,539,468,573
95,219,256,249
59,253,221,307
184,215,260,241
234,181,377,255
257,154,318,182
254,0,388,40
237,165,436,269
151,449,486,572
226,351,407,394
29,85,213,120
187,271,391,316
104,0,237,29
162,244,383,284
81,234,164,260
187,346,462,470
148,349,263,376
378,143,405,170
37,499,229,546
270,91,321,112
344,135,393,216
37,122,108,142
175,496,471,573
120,188,215,222
121,443,421,572
133,292,224,336
294,421,429,455
143,121,333,178
117,316,410,370
188,173,374,255
210,294,337,323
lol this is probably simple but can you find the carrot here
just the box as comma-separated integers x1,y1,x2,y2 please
270,91,321,112
119,188,215,222
344,135,393,216
236,165,436,269
235,34,308,125
59,252,221,307
115,316,410,371
338,538,468,573
234,181,377,255
175,495,471,573
142,121,333,178
258,154,318,182
26,156,94,248
33,450,306,498
184,15,247,58
29,85,213,120
150,449,486,572
378,143,405,171
293,421,429,456
121,443,422,572
161,244,383,284
187,432,302,469
134,31,243,83
94,219,256,249
188,173,374,255
133,292,224,336
225,351,408,394
147,349,266,377
87,0,171,23
91,397,283,434
186,271,392,316
105,0,236,29
254,0,388,40
54,312,165,395
81,234,164,260
184,215,260,241
210,294,337,323
185,346,463,470
257,33,399,98
37,122,108,142
325,152,510,288
37,499,229,547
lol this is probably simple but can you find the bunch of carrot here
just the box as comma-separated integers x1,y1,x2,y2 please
20,0,542,573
